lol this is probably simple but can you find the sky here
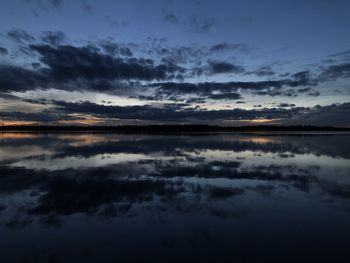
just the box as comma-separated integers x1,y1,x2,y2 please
0,0,349,126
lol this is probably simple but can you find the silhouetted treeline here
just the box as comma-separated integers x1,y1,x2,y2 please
0,125,349,133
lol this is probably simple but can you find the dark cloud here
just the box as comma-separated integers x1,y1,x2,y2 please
328,49,350,59
40,31,65,46
1,110,77,123
0,65,46,92
31,62,41,69
319,63,350,81
0,37,344,124
54,101,202,121
277,103,296,108
151,45,207,65
51,100,289,122
164,14,179,24
99,40,119,55
0,47,8,55
7,29,36,44
0,43,318,103
247,66,275,77
185,97,207,104
292,71,314,85
46,100,350,126
151,72,317,99
208,61,245,74
208,93,242,100
209,42,251,53
18,46,35,56
30,44,183,82
0,66,130,93
99,41,133,57
120,47,133,57
307,90,320,97
287,103,350,127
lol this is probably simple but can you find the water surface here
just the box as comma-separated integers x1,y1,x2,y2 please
0,132,350,262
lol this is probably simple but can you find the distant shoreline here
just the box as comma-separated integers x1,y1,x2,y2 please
0,125,349,133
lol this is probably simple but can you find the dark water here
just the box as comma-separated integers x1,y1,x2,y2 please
0,132,350,263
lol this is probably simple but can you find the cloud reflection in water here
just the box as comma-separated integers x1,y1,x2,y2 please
0,132,350,262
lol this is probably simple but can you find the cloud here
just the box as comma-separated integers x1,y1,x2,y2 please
99,41,133,57
156,46,207,65
0,65,47,92
208,93,242,100
277,103,296,108
1,109,79,123
99,40,119,55
0,36,343,121
40,31,65,46
0,43,184,95
209,43,252,53
247,66,275,77
0,47,8,55
286,103,350,127
319,63,350,81
49,100,349,124
151,72,317,99
7,29,35,44
208,61,245,74
0,41,319,104
120,47,133,57
30,44,183,82
51,100,350,126
328,49,350,59
292,71,314,85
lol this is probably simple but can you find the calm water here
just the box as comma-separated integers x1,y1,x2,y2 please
0,132,350,262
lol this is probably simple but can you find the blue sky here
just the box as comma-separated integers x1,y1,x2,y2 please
0,0,349,125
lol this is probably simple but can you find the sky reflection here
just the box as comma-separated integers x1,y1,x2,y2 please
0,132,350,262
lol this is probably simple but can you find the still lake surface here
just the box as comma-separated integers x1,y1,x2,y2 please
0,132,350,262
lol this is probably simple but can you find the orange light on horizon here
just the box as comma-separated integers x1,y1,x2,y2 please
237,118,278,124
0,132,37,139
250,118,275,124
2,120,37,126
57,118,108,125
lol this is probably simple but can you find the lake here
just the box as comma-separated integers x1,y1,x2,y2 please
0,132,350,262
